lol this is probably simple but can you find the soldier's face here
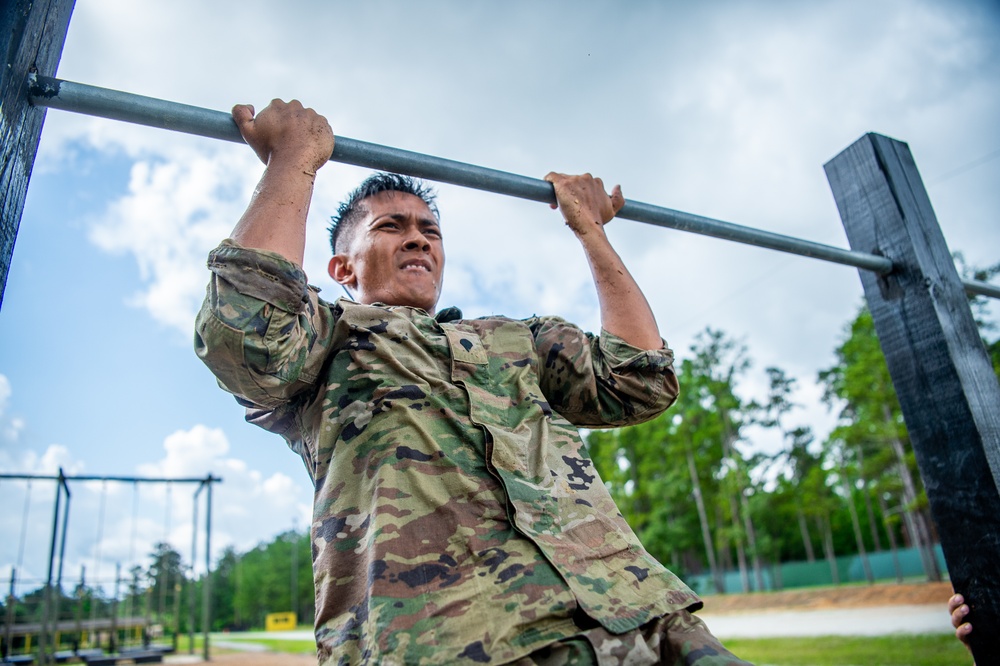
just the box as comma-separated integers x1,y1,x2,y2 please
328,191,445,313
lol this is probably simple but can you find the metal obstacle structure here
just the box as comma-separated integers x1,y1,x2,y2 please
0,470,220,665
2,0,999,663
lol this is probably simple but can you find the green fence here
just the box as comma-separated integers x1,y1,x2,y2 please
686,545,948,595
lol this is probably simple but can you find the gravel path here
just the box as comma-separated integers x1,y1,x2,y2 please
700,603,951,639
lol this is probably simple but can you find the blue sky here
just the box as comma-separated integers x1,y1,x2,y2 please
1,0,998,593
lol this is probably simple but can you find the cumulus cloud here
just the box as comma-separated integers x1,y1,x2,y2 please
137,424,311,566
85,149,260,334
0,374,10,410
138,424,231,477
0,443,85,477
0,375,22,443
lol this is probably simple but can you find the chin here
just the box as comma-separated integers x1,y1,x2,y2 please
377,295,437,311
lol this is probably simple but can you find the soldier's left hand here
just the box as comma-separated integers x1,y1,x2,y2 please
949,593,973,651
544,172,625,238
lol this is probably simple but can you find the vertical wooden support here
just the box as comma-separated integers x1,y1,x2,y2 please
825,133,1000,664
0,0,76,307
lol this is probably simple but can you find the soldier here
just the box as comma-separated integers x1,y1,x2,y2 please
195,99,749,665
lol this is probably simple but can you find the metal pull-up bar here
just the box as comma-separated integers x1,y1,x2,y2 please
26,74,999,300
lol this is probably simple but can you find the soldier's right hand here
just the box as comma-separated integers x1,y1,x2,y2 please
232,99,335,175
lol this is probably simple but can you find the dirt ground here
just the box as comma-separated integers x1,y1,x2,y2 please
182,582,955,665
699,580,954,614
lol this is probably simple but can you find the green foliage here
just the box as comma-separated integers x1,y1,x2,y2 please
177,529,314,632
589,306,999,585
590,328,785,586
2,531,315,644
818,307,936,568
215,529,313,630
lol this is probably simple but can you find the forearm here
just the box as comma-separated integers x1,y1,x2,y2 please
542,171,662,349
580,231,662,350
230,162,317,267
227,99,334,267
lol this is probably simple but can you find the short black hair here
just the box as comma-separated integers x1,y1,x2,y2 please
328,173,439,255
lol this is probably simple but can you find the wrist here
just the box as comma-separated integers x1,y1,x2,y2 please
264,159,322,185
267,145,328,175
573,222,611,251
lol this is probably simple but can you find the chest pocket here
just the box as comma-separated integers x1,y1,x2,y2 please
443,327,488,365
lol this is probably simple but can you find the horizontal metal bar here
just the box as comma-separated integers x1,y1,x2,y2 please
25,75,1000,299
0,472,221,483
964,279,1000,300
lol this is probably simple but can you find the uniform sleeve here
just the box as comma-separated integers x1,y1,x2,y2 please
194,240,338,414
527,316,679,428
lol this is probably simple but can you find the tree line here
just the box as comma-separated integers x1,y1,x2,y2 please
587,257,998,594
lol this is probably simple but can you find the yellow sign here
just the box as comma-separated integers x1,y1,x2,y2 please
265,612,297,631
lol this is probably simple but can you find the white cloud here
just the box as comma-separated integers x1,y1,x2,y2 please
86,149,260,334
0,374,10,411
140,424,230,477
0,443,85,477
137,424,310,564
0,375,21,443
4,417,25,442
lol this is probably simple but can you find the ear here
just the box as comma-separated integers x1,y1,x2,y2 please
328,254,357,292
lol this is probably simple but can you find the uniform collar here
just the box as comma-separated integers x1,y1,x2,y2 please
434,306,463,323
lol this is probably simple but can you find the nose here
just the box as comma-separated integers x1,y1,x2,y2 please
402,230,431,252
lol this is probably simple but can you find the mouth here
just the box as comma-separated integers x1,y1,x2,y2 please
400,259,432,273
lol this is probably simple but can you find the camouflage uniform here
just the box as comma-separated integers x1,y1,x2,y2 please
195,241,722,665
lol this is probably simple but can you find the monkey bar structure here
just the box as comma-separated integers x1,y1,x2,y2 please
2,1,999,663
0,470,220,665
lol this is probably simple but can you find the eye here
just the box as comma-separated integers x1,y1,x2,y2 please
423,226,442,238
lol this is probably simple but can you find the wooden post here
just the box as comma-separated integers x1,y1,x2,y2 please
825,133,1000,664
0,0,76,307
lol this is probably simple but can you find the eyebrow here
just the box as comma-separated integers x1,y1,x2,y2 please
371,213,441,229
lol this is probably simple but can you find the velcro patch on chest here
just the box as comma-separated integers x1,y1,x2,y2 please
443,327,488,365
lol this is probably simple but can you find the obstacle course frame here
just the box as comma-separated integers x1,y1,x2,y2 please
2,1,999,663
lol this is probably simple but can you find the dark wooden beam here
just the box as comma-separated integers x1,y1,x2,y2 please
826,133,1000,665
0,0,76,307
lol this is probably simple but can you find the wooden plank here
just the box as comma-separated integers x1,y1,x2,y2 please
825,132,1000,665
0,0,76,307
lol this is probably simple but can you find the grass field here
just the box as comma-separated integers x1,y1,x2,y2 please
208,633,972,664
725,634,970,666
216,636,317,654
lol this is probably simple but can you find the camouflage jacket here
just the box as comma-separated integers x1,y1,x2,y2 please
195,241,701,665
